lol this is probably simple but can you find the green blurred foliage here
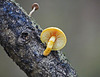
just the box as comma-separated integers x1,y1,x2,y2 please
0,0,100,77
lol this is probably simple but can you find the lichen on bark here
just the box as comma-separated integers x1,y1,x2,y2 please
0,0,77,77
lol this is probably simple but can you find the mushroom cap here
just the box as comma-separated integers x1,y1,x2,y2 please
40,27,67,50
32,3,39,10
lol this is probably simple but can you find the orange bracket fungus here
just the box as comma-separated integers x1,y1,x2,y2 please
40,27,67,56
29,3,39,17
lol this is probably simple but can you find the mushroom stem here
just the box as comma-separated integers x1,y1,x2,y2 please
43,36,56,56
29,7,36,17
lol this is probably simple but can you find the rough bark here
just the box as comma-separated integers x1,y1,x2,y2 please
0,0,77,77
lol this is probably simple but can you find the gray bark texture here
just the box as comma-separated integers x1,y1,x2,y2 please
0,0,77,77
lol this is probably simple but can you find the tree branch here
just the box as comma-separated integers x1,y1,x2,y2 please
0,0,77,77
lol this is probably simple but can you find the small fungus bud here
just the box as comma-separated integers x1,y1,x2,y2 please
29,3,39,17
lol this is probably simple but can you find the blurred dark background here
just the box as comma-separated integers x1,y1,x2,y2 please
0,0,100,77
